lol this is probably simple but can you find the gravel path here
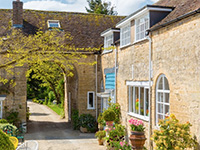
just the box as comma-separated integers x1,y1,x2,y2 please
25,101,105,150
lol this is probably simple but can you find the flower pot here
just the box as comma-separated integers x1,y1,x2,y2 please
106,121,114,126
129,131,146,150
98,139,104,145
80,126,88,133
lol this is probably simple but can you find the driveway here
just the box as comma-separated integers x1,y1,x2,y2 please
25,101,105,150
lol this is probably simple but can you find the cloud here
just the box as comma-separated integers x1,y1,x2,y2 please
24,0,88,13
23,0,160,15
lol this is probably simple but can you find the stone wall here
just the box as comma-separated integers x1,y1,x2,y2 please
152,13,200,144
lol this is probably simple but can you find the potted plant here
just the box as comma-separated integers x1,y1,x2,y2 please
102,109,116,126
95,130,106,145
128,118,146,149
79,114,97,133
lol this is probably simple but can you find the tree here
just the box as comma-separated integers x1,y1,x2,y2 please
0,29,99,120
85,0,117,15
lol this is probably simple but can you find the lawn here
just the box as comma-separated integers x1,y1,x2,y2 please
47,104,63,116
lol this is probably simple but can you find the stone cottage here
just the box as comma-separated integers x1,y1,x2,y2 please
100,0,200,148
0,0,124,123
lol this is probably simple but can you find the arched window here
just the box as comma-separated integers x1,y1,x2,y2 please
156,74,170,125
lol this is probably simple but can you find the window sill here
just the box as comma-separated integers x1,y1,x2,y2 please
128,112,149,122
87,108,95,110
133,38,148,45
120,43,131,49
102,50,113,55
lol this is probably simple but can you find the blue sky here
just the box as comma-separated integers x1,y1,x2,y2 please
0,0,159,15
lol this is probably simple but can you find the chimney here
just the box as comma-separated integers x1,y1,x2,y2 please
13,0,23,28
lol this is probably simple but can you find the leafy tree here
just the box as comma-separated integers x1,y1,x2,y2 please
86,0,117,15
0,29,99,120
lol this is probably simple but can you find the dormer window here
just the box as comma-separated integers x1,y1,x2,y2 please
104,34,113,49
120,24,131,48
47,20,60,28
135,14,149,42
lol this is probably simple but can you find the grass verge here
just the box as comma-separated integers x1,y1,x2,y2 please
47,104,63,116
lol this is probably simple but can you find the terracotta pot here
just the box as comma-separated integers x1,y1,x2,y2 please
106,121,114,126
98,139,104,145
80,126,88,133
129,131,146,150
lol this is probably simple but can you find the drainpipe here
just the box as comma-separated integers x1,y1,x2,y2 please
96,55,98,120
147,34,152,150
114,46,117,103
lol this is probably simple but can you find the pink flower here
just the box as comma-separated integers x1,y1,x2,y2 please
120,141,124,146
116,107,118,109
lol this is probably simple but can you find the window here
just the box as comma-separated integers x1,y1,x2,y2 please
156,74,170,125
120,24,131,48
104,34,113,50
47,20,60,28
129,86,149,120
135,14,149,41
87,91,95,109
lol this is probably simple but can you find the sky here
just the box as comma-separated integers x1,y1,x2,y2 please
0,0,159,16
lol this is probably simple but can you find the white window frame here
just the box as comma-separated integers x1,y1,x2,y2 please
135,13,149,42
128,85,149,121
120,23,131,48
156,74,170,125
87,91,95,109
104,34,113,50
47,20,61,28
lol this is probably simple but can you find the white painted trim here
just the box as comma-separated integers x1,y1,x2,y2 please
0,101,2,119
47,20,61,28
87,91,95,109
102,50,113,55
126,81,153,87
128,112,149,121
116,7,172,28
101,29,120,37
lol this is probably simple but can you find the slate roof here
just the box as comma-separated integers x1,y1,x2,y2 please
0,9,125,49
151,0,200,30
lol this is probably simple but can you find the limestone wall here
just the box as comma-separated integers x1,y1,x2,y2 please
152,13,200,143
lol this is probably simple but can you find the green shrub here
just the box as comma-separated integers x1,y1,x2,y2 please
44,97,48,105
0,119,8,123
72,109,79,130
0,130,15,150
0,123,17,131
109,103,121,124
103,109,116,121
95,130,106,140
152,114,197,150
5,111,20,126
79,114,97,132
48,91,55,102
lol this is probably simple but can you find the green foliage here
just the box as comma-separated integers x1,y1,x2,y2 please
86,0,117,15
5,111,20,126
112,141,132,150
72,109,79,130
95,130,106,140
56,79,64,106
32,98,43,104
43,97,48,105
97,113,104,125
0,130,15,150
0,119,8,123
102,109,116,121
0,123,17,131
48,91,55,102
26,107,31,121
79,114,97,132
105,124,126,149
152,114,197,150
109,103,121,124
